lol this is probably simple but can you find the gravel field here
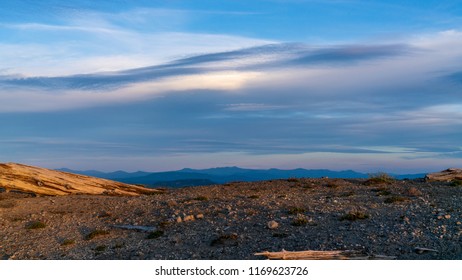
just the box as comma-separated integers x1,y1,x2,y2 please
1,178,461,260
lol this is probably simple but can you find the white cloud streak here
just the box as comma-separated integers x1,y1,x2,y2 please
1,7,274,76
2,29,462,114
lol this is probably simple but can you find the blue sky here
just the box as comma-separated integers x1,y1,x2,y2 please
1,0,462,173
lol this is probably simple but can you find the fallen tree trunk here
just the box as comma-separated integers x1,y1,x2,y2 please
0,162,165,196
255,249,396,260
414,247,438,254
426,168,462,182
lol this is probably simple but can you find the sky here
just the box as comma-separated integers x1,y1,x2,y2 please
1,0,462,173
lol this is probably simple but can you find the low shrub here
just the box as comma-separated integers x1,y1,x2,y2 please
146,230,164,239
372,187,392,196
365,172,395,185
287,178,300,183
112,243,124,249
340,191,355,197
291,216,308,226
325,182,339,188
94,245,107,252
339,210,369,221
272,232,289,238
25,221,46,229
85,229,110,240
210,233,238,246
406,187,422,196
450,179,462,186
61,239,75,246
0,200,16,208
288,206,306,215
384,196,409,204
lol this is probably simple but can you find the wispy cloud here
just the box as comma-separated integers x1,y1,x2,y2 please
224,103,288,111
0,6,273,77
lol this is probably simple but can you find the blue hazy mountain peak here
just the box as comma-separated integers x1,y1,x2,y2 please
57,166,427,188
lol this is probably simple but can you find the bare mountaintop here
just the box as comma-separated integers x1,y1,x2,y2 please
1,172,461,260
0,163,162,196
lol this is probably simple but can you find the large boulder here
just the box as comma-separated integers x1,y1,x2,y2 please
425,168,462,182
0,162,163,196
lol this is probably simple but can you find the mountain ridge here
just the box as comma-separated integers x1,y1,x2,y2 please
57,167,427,188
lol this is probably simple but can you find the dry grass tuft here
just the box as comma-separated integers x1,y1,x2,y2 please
291,215,308,226
450,179,462,186
287,206,306,215
85,229,110,240
0,200,16,208
61,239,75,246
406,187,423,197
210,233,238,246
384,196,409,204
339,210,369,221
146,230,164,239
287,178,300,183
365,172,395,185
25,221,46,229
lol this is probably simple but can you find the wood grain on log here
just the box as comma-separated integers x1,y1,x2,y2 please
255,249,396,260
426,168,462,182
0,162,164,196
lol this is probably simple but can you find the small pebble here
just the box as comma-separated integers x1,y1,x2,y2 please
267,220,279,229
183,215,195,222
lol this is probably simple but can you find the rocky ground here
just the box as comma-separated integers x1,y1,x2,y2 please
1,177,461,260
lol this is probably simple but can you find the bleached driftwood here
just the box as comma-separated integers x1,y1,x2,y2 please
0,162,164,196
414,247,438,254
426,168,462,182
255,249,396,260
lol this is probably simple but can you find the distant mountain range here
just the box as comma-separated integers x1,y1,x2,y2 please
57,167,427,188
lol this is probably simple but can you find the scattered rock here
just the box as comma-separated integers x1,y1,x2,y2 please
267,220,279,229
167,200,178,207
176,216,183,223
402,216,410,224
183,215,195,222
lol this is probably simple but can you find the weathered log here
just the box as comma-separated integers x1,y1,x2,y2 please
426,168,462,182
414,247,438,254
255,249,396,260
0,162,164,196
